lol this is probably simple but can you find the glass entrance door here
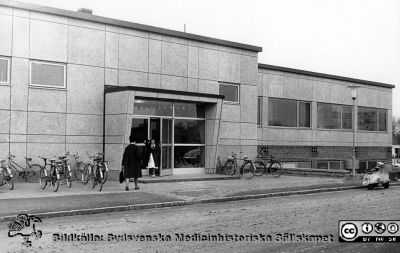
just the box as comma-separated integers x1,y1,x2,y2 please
131,117,173,176
132,98,206,175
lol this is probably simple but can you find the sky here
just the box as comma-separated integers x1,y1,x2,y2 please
20,0,400,118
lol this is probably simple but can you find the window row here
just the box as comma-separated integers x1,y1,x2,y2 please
0,57,66,88
261,98,388,132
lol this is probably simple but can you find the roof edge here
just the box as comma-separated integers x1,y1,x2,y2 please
258,64,395,89
105,85,225,100
0,0,262,52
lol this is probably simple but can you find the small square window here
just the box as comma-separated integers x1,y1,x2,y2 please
0,57,10,84
30,61,66,88
219,83,239,103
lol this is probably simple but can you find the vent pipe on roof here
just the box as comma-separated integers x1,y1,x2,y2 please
77,8,93,15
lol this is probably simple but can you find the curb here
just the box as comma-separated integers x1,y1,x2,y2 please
138,175,241,184
1,183,398,223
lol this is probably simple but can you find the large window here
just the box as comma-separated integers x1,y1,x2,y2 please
0,57,10,83
219,83,239,103
174,146,205,168
358,107,387,132
174,103,205,168
317,103,353,130
30,61,66,88
174,119,205,144
268,98,311,128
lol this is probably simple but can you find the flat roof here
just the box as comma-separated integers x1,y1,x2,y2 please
0,0,262,52
105,85,225,100
258,64,395,89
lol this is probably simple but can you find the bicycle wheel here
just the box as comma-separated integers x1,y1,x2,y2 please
215,159,222,174
241,161,255,179
51,176,60,192
270,161,283,178
93,166,103,191
6,176,14,190
66,175,72,188
39,167,48,190
91,170,97,190
66,165,72,188
3,170,14,190
18,171,26,182
253,161,266,176
82,164,91,185
0,171,4,187
98,173,104,192
224,160,236,176
51,168,60,192
101,163,108,184
27,164,41,183
73,161,86,181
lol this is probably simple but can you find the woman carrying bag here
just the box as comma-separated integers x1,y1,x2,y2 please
121,134,143,191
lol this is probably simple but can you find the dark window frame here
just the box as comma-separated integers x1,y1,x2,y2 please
268,97,311,128
29,60,66,89
0,56,10,84
357,106,388,132
257,96,262,126
317,102,353,130
219,83,240,104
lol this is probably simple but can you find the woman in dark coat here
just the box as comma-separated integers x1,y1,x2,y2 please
144,138,160,178
122,135,142,191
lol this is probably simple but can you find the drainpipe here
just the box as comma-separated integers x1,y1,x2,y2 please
103,91,106,155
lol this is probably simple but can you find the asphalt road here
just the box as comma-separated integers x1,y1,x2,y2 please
1,187,399,253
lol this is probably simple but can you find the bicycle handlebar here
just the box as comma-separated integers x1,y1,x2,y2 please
86,152,104,159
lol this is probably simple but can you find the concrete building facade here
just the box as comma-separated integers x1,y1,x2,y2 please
257,65,393,172
0,0,394,176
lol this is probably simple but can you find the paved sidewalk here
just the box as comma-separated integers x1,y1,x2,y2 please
0,174,379,221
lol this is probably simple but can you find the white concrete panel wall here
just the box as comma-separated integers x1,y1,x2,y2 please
257,68,393,148
0,5,260,171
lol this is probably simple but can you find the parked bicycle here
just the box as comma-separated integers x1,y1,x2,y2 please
6,154,41,183
216,153,234,175
38,155,71,192
66,152,87,182
82,153,107,191
217,152,255,179
253,153,283,178
58,153,73,188
0,158,14,190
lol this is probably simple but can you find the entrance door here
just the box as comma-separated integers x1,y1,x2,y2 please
131,117,173,176
161,118,173,176
130,118,148,174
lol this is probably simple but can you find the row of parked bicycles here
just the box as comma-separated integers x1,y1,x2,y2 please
0,152,109,192
216,151,283,179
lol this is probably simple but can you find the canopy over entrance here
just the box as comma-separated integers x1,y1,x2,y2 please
104,85,224,175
